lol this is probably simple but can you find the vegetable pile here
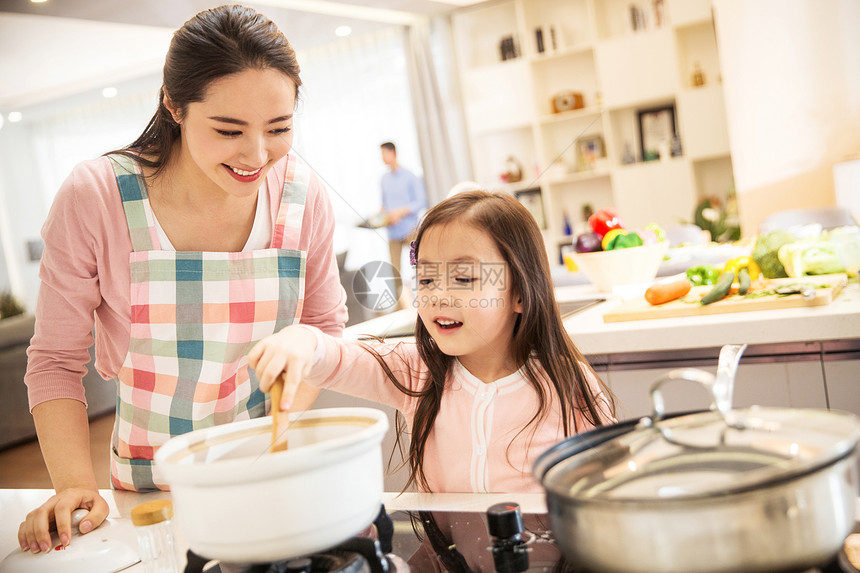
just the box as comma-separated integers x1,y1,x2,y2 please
572,208,666,254
752,226,859,278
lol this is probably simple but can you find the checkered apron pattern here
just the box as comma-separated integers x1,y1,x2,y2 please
107,154,309,491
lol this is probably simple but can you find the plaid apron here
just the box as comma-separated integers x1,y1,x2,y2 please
107,154,308,491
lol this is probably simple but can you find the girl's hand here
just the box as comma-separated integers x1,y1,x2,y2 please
17,488,109,552
248,325,317,410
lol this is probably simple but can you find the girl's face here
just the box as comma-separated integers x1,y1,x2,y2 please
172,68,296,198
415,222,523,380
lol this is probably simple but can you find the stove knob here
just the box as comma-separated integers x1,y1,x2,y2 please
487,502,524,540
487,502,528,573
285,557,313,573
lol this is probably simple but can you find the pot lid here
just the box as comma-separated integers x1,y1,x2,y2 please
0,518,139,573
542,369,860,502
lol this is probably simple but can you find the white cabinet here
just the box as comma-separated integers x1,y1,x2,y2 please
451,0,735,263
611,159,697,229
605,361,827,422
824,359,860,417
677,86,730,160
595,30,678,109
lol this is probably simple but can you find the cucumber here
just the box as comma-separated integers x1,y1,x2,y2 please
737,267,751,295
701,271,734,305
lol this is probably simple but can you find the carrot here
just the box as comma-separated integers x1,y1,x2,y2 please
645,276,692,305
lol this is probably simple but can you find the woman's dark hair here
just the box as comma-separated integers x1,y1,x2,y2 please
370,190,615,492
109,5,301,174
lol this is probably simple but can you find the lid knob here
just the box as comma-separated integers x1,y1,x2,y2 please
131,499,174,527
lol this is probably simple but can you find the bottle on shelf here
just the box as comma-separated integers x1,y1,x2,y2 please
670,134,683,157
652,0,665,28
629,4,647,33
549,25,558,51
581,203,594,227
562,211,573,236
622,142,636,165
692,61,706,87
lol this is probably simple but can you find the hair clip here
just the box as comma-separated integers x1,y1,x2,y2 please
409,241,417,267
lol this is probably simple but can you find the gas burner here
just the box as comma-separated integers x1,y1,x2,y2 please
185,537,400,573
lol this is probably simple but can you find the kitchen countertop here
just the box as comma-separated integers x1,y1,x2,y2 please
1,489,858,570
0,489,548,570
345,282,860,357
558,280,860,356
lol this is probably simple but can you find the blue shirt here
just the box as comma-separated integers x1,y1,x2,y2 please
381,167,427,241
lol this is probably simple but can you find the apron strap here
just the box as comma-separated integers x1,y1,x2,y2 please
108,154,161,252
272,154,311,250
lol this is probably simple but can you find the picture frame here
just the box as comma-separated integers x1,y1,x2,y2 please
575,134,606,171
637,104,677,162
514,187,546,229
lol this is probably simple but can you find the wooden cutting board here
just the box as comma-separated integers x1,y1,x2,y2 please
603,273,849,323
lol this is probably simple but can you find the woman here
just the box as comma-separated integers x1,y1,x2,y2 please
18,5,347,553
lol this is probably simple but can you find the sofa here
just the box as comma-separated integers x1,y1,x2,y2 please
0,314,116,450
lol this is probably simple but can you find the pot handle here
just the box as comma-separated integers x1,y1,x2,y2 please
647,367,746,446
650,343,747,424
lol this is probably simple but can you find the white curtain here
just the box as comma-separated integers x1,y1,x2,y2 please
405,16,473,206
0,81,158,305
293,26,423,271
29,87,158,205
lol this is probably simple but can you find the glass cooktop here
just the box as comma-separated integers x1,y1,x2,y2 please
188,504,859,573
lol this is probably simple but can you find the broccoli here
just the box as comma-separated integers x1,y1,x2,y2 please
752,230,795,278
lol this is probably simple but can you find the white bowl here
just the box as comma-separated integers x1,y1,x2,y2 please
154,407,388,563
568,242,668,292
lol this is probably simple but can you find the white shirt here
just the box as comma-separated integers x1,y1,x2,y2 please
153,182,272,251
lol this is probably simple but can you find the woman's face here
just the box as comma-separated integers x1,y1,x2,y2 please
173,68,296,198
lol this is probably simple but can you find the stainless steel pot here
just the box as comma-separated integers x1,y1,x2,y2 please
535,364,860,573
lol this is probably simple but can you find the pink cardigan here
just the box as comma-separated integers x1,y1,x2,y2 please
304,327,609,493
25,154,348,410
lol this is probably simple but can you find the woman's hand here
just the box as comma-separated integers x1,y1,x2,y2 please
248,325,318,410
17,488,109,552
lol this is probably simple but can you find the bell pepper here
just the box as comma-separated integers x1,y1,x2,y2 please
685,265,720,286
601,228,626,251
724,256,761,281
606,231,644,251
588,208,625,238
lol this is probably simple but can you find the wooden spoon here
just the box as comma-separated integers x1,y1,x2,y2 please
270,374,289,453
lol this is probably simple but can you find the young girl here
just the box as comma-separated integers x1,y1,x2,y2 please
249,190,614,493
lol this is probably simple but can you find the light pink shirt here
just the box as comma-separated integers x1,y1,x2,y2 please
26,154,348,410
304,327,610,493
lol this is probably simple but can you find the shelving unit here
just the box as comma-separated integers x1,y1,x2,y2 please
450,0,735,264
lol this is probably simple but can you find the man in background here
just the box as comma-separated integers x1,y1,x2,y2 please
380,141,427,310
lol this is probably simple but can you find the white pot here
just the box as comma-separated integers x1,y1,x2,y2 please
154,407,389,563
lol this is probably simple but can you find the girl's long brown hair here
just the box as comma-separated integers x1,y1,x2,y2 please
107,5,301,174
371,190,615,491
